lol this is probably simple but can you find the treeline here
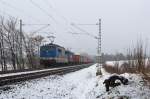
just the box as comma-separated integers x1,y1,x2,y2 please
101,53,127,63
0,17,44,71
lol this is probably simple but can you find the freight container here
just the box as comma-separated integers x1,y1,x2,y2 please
73,55,81,63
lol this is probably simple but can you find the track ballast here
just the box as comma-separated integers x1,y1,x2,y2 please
0,63,94,86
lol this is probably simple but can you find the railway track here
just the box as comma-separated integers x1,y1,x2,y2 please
0,63,94,86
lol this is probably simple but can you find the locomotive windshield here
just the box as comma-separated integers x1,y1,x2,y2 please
40,46,55,51
40,45,56,57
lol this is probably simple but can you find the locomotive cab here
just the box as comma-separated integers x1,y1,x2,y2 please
40,43,67,67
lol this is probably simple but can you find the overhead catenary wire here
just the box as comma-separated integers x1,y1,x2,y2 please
35,32,54,34
43,0,69,24
29,0,57,34
75,23,98,26
0,0,97,49
42,0,88,37
69,26,78,34
32,24,50,33
0,0,57,36
42,0,71,39
0,0,41,23
67,31,96,38
43,0,76,34
30,0,57,23
29,24,50,35
22,24,50,26
71,23,98,39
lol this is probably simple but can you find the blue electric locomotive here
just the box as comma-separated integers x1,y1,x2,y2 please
40,43,93,67
40,43,69,67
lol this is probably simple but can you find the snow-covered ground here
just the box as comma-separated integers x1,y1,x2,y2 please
105,60,128,67
0,64,150,99
105,59,150,67
0,65,83,77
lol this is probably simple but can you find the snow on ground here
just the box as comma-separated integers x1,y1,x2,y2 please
105,60,128,67
0,65,81,77
105,59,150,67
0,64,150,99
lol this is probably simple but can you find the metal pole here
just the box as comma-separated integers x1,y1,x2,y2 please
70,20,103,75
20,19,24,69
97,19,102,75
99,19,101,65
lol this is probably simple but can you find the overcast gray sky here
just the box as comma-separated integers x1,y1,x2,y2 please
0,0,150,55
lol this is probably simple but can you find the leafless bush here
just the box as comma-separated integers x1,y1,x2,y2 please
103,64,122,74
145,58,150,72
134,40,147,73
104,39,149,75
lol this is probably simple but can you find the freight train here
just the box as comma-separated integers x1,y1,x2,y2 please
40,43,93,67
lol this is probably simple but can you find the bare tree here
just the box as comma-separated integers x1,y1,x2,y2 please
0,16,46,71
0,17,7,71
2,18,18,70
24,35,44,68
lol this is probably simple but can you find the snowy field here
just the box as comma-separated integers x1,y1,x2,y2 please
105,59,150,67
0,64,150,99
